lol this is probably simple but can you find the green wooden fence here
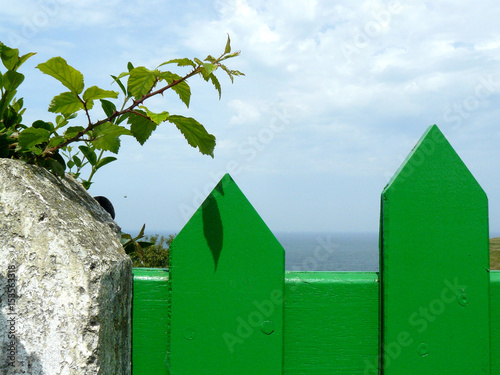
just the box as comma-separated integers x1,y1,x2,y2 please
131,125,500,374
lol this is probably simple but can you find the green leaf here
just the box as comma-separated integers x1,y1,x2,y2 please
128,112,157,145
219,51,242,62
83,86,119,102
1,45,19,70
205,55,217,63
36,57,85,94
142,107,169,124
224,34,232,54
3,71,24,91
95,156,117,170
0,89,16,119
18,128,50,149
79,145,97,165
82,180,93,190
111,75,128,96
158,58,196,68
92,122,131,153
15,52,36,70
72,154,83,168
200,62,217,80
64,126,84,139
47,136,65,148
94,122,131,137
209,73,222,100
167,115,216,157
101,99,116,118
159,71,191,107
46,155,66,177
48,92,84,115
32,120,54,132
127,67,156,99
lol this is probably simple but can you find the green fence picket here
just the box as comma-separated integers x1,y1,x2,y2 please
167,174,285,374
381,125,490,374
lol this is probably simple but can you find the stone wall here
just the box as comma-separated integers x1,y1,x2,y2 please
0,159,132,374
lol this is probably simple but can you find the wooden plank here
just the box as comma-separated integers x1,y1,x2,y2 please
132,268,169,375
381,125,490,374
131,269,500,373
284,271,379,375
168,174,285,374
491,271,500,374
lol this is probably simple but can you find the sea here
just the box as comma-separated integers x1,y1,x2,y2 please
137,230,500,272
275,232,379,272
143,231,380,272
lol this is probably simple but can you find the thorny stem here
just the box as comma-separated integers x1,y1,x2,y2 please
41,66,202,157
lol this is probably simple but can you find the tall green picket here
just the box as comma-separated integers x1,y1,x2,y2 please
168,174,285,374
381,125,490,374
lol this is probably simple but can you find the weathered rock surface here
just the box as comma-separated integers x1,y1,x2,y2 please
0,159,132,374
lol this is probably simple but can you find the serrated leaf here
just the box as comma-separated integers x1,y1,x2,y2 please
226,34,233,54
167,115,215,157
93,135,121,153
37,57,84,94
127,67,156,99
48,92,84,115
101,99,116,118
219,51,242,62
200,63,217,80
32,120,54,132
94,122,131,137
92,122,130,153
79,145,97,165
158,58,196,68
159,71,191,107
18,128,50,149
142,107,169,124
209,74,222,99
205,55,217,63
128,112,157,145
83,86,118,102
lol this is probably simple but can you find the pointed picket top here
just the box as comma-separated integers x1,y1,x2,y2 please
381,125,490,374
168,174,285,375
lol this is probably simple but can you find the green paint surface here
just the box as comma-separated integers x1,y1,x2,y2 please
381,125,490,374
168,174,285,374
491,271,500,374
131,269,500,374
284,272,379,375
132,268,169,375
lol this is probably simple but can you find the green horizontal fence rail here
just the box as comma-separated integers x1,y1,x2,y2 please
131,125,500,374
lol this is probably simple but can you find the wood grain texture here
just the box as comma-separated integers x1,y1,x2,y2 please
381,125,490,374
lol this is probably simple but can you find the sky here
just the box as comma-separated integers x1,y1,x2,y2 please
1,0,500,236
